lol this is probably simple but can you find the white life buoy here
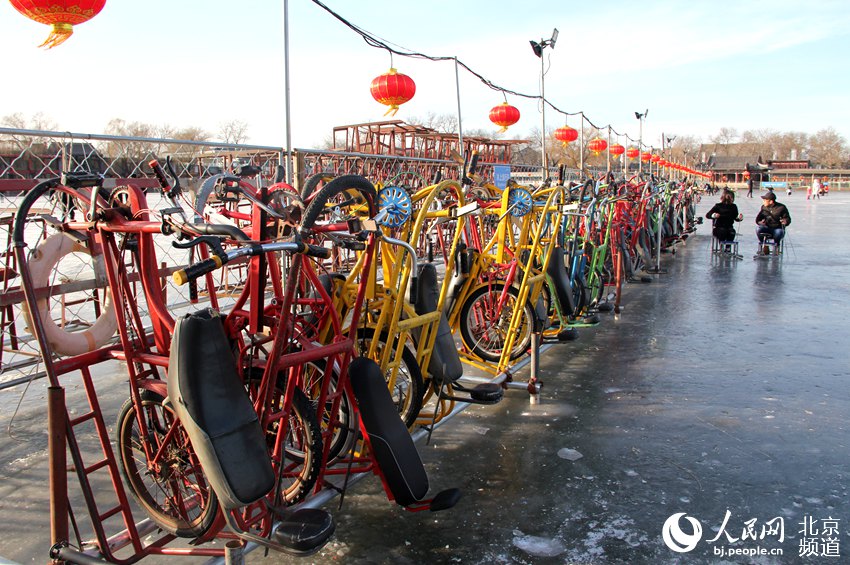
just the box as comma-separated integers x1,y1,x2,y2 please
22,233,118,356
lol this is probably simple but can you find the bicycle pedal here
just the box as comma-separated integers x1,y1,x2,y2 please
557,328,579,342
429,488,462,512
583,314,601,325
469,382,503,403
272,508,335,556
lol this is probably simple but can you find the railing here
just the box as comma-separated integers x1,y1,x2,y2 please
0,127,572,387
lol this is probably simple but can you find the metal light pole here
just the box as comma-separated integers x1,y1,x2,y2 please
454,57,464,157
665,134,676,179
579,111,585,173
530,28,558,180
283,0,293,184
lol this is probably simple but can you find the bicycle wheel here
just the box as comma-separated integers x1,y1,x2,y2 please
116,391,218,538
357,328,424,429
300,175,377,230
459,283,534,362
300,172,335,201
586,268,605,308
247,377,322,506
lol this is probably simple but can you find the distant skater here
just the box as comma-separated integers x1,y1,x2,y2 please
811,177,822,200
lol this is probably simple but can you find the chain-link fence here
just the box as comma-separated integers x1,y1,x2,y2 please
0,127,565,388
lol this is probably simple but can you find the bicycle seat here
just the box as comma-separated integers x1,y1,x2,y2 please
546,246,576,317
60,171,102,189
167,308,274,510
414,263,463,385
442,246,474,316
415,264,501,404
348,357,429,506
233,164,262,177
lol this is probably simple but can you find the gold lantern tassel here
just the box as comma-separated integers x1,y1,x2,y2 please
383,105,400,117
498,125,508,133
39,23,74,49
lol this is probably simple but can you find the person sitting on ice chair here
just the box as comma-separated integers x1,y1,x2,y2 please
705,189,743,244
755,191,791,254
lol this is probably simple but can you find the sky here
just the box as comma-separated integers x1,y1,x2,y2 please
2,0,849,151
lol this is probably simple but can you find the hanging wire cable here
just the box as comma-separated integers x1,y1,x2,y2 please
310,0,585,118
311,0,653,146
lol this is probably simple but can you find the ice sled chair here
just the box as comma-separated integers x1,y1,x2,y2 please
755,229,786,258
710,221,742,259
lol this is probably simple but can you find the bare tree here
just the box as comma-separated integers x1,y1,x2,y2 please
669,135,702,166
772,131,809,161
407,112,458,134
710,127,739,148
740,129,775,160
219,120,250,144
807,127,847,168
1,112,58,131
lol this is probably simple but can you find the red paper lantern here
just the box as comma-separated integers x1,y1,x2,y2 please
626,147,640,160
658,160,668,168
9,0,105,48
588,138,608,155
554,125,579,146
640,152,651,162
609,144,625,157
370,68,416,116
489,102,520,133
650,154,660,163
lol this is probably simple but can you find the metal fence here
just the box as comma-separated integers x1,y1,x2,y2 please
0,127,563,387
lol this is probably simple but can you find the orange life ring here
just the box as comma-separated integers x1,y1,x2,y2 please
22,233,118,356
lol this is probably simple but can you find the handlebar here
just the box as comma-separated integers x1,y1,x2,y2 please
149,157,182,199
382,235,419,303
149,159,170,193
173,239,331,286
190,222,250,241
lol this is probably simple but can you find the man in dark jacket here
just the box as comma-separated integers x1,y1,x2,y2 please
755,191,791,253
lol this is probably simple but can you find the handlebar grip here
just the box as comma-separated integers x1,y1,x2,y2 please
149,159,170,192
303,243,331,259
173,256,223,286
468,151,480,175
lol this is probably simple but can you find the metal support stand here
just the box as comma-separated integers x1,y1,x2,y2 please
48,386,68,553
224,541,245,565
527,332,542,396
645,199,667,274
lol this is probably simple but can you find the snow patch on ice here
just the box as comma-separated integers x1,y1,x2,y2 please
511,530,566,557
557,448,583,461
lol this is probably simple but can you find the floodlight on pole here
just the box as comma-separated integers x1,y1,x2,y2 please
530,28,558,179
635,109,648,175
